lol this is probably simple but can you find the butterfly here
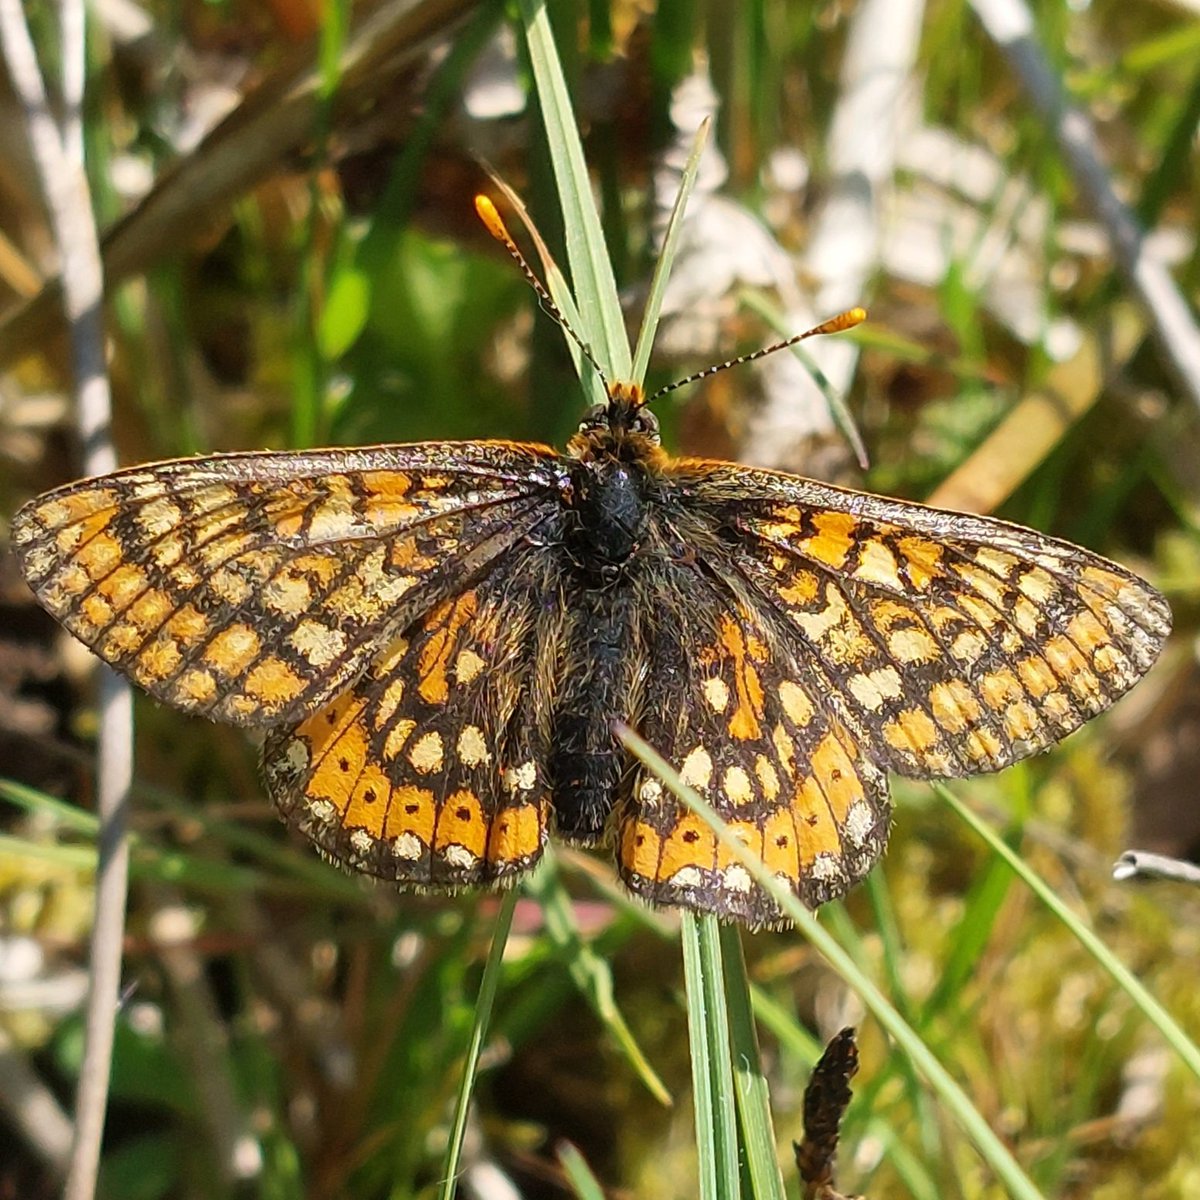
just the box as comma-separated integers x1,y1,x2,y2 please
11,208,1171,928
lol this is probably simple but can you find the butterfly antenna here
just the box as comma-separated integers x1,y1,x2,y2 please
648,307,867,403
475,195,610,389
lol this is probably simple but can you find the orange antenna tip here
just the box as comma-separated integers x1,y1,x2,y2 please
474,195,510,243
810,307,867,337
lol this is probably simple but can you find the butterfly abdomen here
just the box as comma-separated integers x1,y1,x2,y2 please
549,585,640,843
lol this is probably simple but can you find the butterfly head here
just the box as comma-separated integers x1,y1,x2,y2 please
567,381,665,467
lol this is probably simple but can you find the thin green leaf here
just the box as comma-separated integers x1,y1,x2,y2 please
557,1140,607,1200
0,776,101,834
631,118,712,386
437,888,519,1200
517,0,631,382
682,912,741,1200
936,782,1200,1083
720,924,786,1200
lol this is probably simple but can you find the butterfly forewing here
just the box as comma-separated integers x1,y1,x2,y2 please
670,461,1170,782
12,443,561,727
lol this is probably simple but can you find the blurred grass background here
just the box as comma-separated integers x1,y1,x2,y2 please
1,1,1199,1197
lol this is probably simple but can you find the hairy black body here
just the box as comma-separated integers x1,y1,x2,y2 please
548,391,663,843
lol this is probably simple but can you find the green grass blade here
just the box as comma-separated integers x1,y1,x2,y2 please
557,1140,607,1200
620,727,1048,1200
631,118,712,386
521,853,671,1104
437,888,519,1200
0,776,101,834
516,0,630,381
936,782,1200,1082
681,912,741,1200
719,924,786,1200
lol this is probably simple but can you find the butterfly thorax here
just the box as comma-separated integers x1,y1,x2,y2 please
562,382,666,581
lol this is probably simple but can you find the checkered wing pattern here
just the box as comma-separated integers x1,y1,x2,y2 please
12,444,561,727
682,462,1171,779
264,545,561,886
619,571,890,926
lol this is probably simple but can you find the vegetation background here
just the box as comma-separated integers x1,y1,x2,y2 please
0,1,1198,1198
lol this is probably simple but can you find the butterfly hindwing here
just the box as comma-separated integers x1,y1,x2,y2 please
618,564,890,927
264,545,564,887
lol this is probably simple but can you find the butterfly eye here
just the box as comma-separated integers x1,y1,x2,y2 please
577,403,608,432
632,410,660,438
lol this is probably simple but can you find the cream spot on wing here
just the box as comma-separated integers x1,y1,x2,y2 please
376,677,406,727
289,620,348,668
307,798,337,825
791,587,847,643
504,761,537,793
457,725,491,767
20,542,56,578
202,628,261,676
779,680,815,727
409,732,444,774
393,832,423,860
723,765,753,807
443,844,478,870
383,719,416,760
854,539,902,589
307,495,356,542
703,676,730,712
195,483,239,511
136,497,184,537
1018,567,1057,604
176,668,217,704
950,630,987,663
847,666,904,712
811,854,844,881
722,864,753,894
455,649,486,684
888,626,939,664
843,800,877,849
208,566,253,606
679,746,713,791
772,724,796,774
973,546,1019,576
638,777,663,804
755,755,780,800
286,738,310,772
264,574,313,616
